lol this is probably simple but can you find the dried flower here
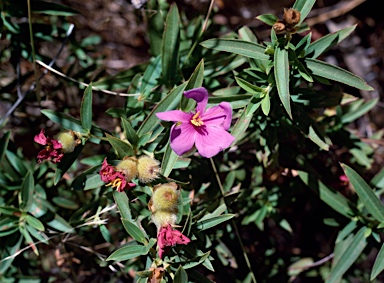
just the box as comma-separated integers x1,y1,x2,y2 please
156,87,235,158
99,158,136,192
34,129,64,163
283,8,301,26
137,155,160,183
157,223,190,259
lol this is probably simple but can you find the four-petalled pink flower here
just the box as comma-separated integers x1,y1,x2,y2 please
156,87,235,158
99,158,136,192
157,223,190,259
34,129,64,163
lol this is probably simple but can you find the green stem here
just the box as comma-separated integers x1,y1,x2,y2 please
27,0,40,102
210,158,257,283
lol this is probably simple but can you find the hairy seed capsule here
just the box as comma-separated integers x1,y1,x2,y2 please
151,182,179,212
283,8,301,26
56,131,77,153
115,157,138,181
137,155,160,183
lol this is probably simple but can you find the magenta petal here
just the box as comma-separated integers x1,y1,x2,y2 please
184,87,208,114
202,102,232,130
218,102,232,130
51,139,63,149
195,126,235,158
156,110,191,123
170,123,196,156
34,130,47,145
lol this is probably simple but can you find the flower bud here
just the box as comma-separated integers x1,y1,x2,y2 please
137,155,160,183
151,210,178,230
115,157,138,181
283,8,300,26
150,182,180,212
56,131,77,153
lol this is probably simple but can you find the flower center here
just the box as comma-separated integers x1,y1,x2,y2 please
107,178,123,191
190,111,204,127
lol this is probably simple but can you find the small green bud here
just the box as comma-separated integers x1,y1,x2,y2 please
115,157,138,181
56,131,78,153
137,155,160,183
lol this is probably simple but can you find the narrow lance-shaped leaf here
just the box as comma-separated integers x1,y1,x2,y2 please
54,144,84,185
196,214,234,231
292,0,316,24
274,46,292,118
371,242,384,281
181,59,205,112
81,83,93,133
174,265,188,283
113,190,132,221
20,170,34,212
137,82,187,137
162,3,180,87
0,131,10,163
121,219,148,245
105,133,134,158
306,25,356,59
341,163,384,222
305,58,374,91
200,38,269,60
121,117,139,148
161,141,179,177
107,244,147,261
325,226,368,283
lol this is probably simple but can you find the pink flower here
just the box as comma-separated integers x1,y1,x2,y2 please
34,129,64,163
99,158,136,192
156,87,235,158
157,224,190,259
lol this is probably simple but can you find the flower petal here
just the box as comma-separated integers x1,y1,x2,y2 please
195,126,235,158
34,129,47,145
156,110,190,123
202,102,232,130
170,123,196,156
184,87,208,114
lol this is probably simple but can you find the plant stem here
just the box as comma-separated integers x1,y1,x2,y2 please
210,158,258,283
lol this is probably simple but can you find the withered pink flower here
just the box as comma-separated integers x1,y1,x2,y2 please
99,158,136,192
156,87,235,158
157,223,190,259
34,129,64,163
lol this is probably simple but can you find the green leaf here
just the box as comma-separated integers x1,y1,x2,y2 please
0,131,10,163
341,163,384,222
341,98,378,124
80,83,93,133
235,77,264,93
113,190,132,221
54,144,84,185
274,46,292,118
41,110,104,138
52,197,79,210
20,170,34,212
47,214,74,233
140,55,162,95
71,164,104,190
121,218,148,245
238,26,258,43
261,92,270,116
200,39,269,60
120,117,139,147
256,14,279,26
20,225,39,255
292,104,330,151
305,58,374,91
25,215,44,231
371,242,384,280
298,171,356,218
0,236,22,274
6,150,28,176
162,3,180,87
105,133,134,158
292,0,316,24
32,0,78,16
107,244,147,261
196,214,234,231
137,82,187,137
161,142,179,177
306,25,356,59
181,59,205,112
326,227,367,283
174,265,188,283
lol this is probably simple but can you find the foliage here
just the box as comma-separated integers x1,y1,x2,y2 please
0,0,383,282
